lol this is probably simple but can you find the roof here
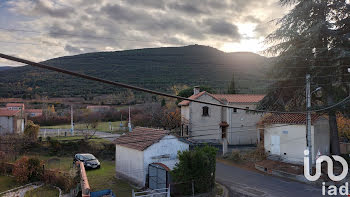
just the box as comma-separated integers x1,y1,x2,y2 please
114,127,169,151
25,109,43,113
260,113,326,125
212,94,265,103
178,91,223,106
0,109,20,117
6,103,25,108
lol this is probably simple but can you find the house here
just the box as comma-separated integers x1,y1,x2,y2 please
0,109,25,135
178,87,264,145
25,109,43,117
86,105,111,112
114,127,189,188
260,113,330,164
6,103,25,114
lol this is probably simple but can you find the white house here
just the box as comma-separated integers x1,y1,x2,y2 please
114,127,189,188
178,87,264,145
260,113,330,164
0,109,25,135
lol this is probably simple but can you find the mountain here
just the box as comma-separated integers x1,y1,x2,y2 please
0,66,12,72
0,45,270,99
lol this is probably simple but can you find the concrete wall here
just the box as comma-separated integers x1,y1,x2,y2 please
0,116,13,135
264,124,309,164
313,118,330,156
181,106,189,122
188,93,222,141
264,120,330,164
227,103,262,145
115,145,144,186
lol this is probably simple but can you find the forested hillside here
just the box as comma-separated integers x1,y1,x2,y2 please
0,45,270,99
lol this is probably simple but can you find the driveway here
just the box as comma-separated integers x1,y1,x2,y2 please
216,161,332,197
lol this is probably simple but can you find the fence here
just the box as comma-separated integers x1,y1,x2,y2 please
340,142,350,154
132,187,170,197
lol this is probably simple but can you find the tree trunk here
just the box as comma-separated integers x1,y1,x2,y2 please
327,95,340,155
328,110,340,155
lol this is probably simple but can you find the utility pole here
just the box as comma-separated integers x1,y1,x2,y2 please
71,105,74,136
306,74,312,174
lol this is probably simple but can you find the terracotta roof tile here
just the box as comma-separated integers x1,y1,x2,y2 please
114,127,168,151
178,91,224,106
25,109,43,113
0,109,20,117
212,94,265,103
260,113,325,125
6,103,25,107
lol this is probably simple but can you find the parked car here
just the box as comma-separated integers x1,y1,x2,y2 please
74,153,101,169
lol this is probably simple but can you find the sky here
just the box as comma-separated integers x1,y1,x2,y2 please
0,0,289,67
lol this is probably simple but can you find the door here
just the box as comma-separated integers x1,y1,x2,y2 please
271,135,280,155
148,163,167,190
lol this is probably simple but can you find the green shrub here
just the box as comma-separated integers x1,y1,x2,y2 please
171,145,217,195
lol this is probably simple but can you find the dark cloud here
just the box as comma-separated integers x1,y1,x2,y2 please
204,19,241,39
33,0,74,18
167,2,207,15
64,44,82,53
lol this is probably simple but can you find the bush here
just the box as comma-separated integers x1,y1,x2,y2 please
171,145,217,195
42,170,78,192
24,120,40,140
229,150,241,162
13,157,43,183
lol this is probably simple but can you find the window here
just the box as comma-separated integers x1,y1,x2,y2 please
202,106,209,116
233,108,237,113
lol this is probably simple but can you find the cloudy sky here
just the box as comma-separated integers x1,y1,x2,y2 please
0,0,289,66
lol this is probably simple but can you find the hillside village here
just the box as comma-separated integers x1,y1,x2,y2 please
1,0,350,197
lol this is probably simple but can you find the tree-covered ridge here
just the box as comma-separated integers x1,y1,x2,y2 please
0,45,270,99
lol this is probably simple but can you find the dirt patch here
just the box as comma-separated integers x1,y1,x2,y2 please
255,160,303,175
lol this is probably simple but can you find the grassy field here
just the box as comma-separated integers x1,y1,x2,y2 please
41,121,126,133
0,176,20,193
24,185,59,197
14,156,134,197
44,136,111,143
86,160,134,197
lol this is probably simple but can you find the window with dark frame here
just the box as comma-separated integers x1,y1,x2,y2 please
202,106,209,116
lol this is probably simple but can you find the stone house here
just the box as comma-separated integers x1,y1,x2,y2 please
178,87,264,145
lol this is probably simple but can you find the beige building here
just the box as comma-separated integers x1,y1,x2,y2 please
0,109,25,135
261,113,330,164
178,87,264,145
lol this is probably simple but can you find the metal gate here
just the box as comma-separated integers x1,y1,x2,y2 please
149,163,168,190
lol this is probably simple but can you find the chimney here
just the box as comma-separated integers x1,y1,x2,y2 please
193,86,200,95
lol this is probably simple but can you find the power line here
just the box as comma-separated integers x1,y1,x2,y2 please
1,53,349,114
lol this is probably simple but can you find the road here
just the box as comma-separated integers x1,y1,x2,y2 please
216,161,330,197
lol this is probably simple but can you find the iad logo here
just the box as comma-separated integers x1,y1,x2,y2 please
304,150,349,196
304,150,348,182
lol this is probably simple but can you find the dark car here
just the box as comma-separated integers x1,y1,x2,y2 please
74,153,100,169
